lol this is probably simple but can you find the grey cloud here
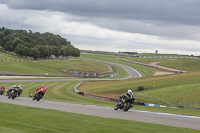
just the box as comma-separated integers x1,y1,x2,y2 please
4,0,200,26
2,0,200,50
2,0,200,41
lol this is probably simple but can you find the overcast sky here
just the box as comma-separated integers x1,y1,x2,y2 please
0,0,200,55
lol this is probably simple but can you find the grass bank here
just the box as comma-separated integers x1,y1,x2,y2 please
0,52,110,76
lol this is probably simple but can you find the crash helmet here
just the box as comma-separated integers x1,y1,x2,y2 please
13,85,16,88
127,89,132,94
127,89,134,96
42,85,45,88
18,85,22,87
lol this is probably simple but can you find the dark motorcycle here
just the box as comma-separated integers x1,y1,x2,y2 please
0,89,5,95
33,92,45,101
8,89,18,99
114,96,135,111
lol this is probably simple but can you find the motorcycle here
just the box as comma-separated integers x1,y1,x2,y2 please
7,89,18,99
114,95,135,111
33,92,45,101
0,89,5,95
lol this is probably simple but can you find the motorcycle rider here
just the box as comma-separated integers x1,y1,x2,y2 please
1,86,5,90
36,85,46,94
17,85,23,97
117,89,134,106
33,85,46,100
7,85,17,96
0,86,5,95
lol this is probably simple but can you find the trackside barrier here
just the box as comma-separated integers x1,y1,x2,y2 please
0,60,24,61
74,81,85,95
144,103,174,108
109,74,119,77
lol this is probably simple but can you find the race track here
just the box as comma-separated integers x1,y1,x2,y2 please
0,59,200,130
0,96,200,130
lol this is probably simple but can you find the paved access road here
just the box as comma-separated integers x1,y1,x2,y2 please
0,96,200,130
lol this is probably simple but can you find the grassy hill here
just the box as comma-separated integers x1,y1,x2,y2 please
0,52,109,76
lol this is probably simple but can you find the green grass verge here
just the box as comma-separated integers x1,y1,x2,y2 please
0,51,25,60
34,57,108,72
1,103,199,133
0,61,68,76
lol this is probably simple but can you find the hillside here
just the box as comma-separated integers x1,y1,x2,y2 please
0,52,109,76
0,27,80,59
79,53,200,108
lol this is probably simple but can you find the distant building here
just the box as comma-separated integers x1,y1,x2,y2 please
155,50,158,54
49,55,56,59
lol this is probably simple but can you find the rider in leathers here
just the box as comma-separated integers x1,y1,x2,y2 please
117,89,134,106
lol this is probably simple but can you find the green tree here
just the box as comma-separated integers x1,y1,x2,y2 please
60,46,66,56
29,47,40,59
37,45,45,58
0,27,80,57
53,46,60,57
15,44,24,55
11,37,23,51
22,47,30,56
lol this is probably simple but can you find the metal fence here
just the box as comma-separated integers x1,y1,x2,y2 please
176,100,200,110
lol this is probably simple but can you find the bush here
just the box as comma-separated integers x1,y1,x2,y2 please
137,86,145,91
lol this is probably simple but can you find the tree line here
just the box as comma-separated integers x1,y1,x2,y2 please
0,27,80,59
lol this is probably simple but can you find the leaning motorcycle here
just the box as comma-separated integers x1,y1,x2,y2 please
8,89,18,99
33,92,45,101
114,96,135,111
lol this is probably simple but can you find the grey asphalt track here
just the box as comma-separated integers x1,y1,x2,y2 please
0,96,200,130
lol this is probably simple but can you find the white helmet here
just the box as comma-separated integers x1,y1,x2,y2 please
127,89,132,94
127,89,134,97
13,85,16,88
18,85,22,87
